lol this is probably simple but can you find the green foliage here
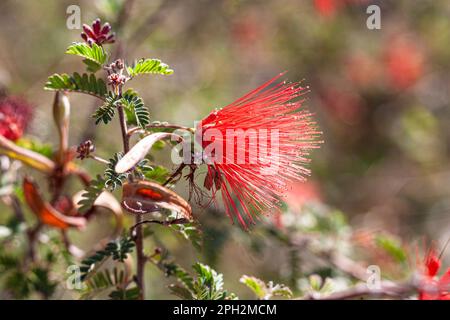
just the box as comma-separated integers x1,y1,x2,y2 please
2,266,57,299
78,153,130,213
121,90,150,129
126,58,173,77
78,175,106,214
78,236,136,300
240,275,293,300
104,153,128,190
134,158,153,179
79,236,135,281
191,263,237,300
83,268,123,295
143,165,170,183
93,103,115,125
109,286,140,300
29,267,58,298
300,274,335,297
15,138,53,158
375,235,407,264
170,221,203,251
81,267,139,300
161,261,237,300
45,72,107,99
0,248,19,273
66,42,108,72
92,94,119,125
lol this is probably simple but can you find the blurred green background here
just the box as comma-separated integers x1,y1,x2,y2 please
1,0,450,299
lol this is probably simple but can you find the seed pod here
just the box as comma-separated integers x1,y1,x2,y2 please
53,92,71,164
115,132,182,173
121,180,192,221
0,135,55,173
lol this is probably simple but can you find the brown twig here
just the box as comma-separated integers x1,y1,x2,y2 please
130,218,189,236
163,163,187,186
88,154,109,165
304,280,417,300
127,124,195,138
26,223,42,263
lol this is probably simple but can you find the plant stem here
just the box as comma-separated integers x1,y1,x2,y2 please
117,105,130,153
117,101,146,300
134,215,145,300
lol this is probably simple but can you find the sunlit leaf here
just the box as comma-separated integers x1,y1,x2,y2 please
66,42,108,72
126,58,173,77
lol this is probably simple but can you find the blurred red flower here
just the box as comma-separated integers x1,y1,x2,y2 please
314,0,370,18
285,181,322,212
345,52,381,88
272,181,322,229
314,0,343,18
197,74,322,228
384,36,425,90
419,246,450,300
320,87,365,125
0,96,33,141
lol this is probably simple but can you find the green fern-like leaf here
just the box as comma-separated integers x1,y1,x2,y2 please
66,42,108,72
133,158,153,180
77,175,106,214
126,58,173,77
121,90,150,129
81,268,128,299
161,261,236,300
92,94,121,125
79,236,135,282
92,104,115,125
109,286,140,300
162,262,195,292
104,153,128,191
45,72,107,99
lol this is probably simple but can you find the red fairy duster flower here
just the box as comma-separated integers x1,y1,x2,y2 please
0,96,33,141
81,18,115,46
197,74,322,228
419,246,450,300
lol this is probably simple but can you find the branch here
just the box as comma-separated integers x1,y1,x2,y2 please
129,218,189,237
305,280,417,300
127,124,195,138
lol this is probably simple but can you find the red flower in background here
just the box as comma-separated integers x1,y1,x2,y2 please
197,74,322,228
314,0,368,18
320,87,366,125
285,181,321,212
0,96,33,141
314,0,343,18
345,52,381,88
81,18,115,46
384,36,425,89
419,246,450,300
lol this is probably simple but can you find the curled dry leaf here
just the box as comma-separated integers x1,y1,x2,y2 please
115,132,182,173
23,177,86,229
121,180,192,221
0,135,55,173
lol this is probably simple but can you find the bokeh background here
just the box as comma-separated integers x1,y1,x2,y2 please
0,0,449,299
